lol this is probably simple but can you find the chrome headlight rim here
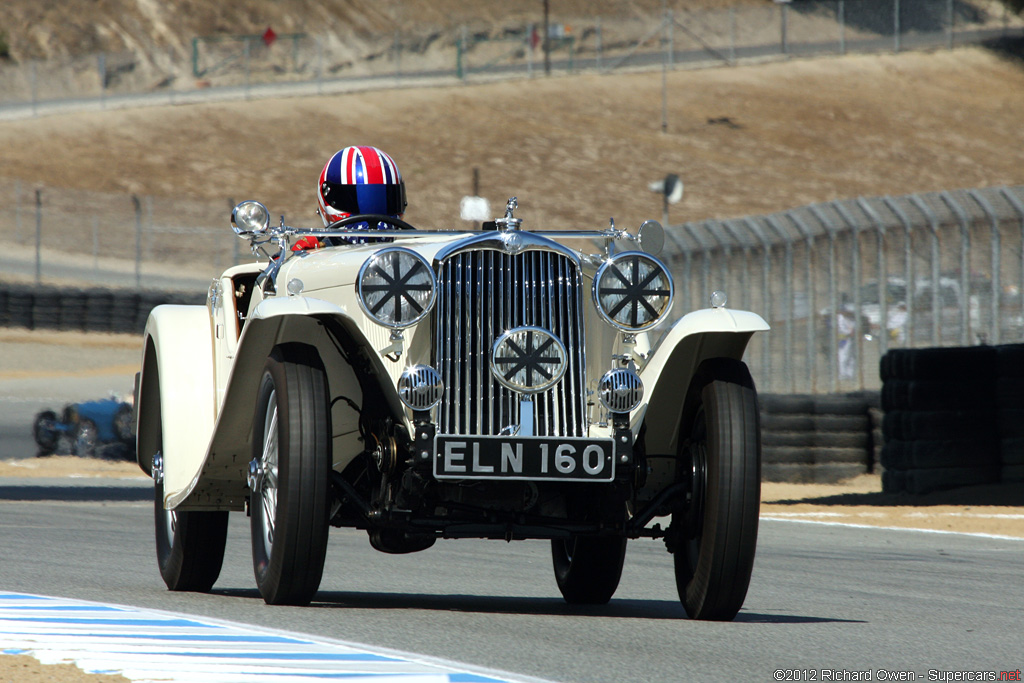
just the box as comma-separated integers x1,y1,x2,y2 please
398,365,444,411
357,247,437,330
490,326,568,395
597,367,644,414
592,251,674,332
231,200,270,236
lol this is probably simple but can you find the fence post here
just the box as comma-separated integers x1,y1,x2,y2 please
809,205,840,392
721,220,750,310
34,189,42,285
894,0,901,53
31,61,38,117
839,0,846,55
98,53,106,108
132,195,142,289
729,7,736,64
908,195,942,346
939,192,972,346
832,201,866,389
316,38,324,95
1001,188,1024,340
244,38,251,99
742,218,773,392
766,215,795,392
682,223,712,307
788,212,818,393
969,189,1001,345
596,17,602,71
883,196,916,347
858,197,890,356
947,0,955,49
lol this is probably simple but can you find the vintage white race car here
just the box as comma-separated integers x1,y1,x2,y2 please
135,197,768,620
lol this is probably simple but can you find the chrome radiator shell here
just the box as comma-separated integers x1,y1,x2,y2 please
434,248,586,437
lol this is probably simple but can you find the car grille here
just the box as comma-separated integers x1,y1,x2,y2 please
435,249,586,437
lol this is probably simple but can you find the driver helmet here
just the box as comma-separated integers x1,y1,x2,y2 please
317,146,407,244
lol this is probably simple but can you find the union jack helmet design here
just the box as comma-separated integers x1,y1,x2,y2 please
317,146,407,227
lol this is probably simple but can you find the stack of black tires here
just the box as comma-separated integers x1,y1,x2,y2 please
760,392,878,483
879,345,1022,494
0,283,203,334
996,345,1024,485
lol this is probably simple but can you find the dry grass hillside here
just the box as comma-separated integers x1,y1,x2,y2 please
1,46,1023,233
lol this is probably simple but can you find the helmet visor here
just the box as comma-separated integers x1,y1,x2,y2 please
323,182,407,217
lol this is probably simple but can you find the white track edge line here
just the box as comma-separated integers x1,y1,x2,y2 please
0,591,560,683
761,516,1024,541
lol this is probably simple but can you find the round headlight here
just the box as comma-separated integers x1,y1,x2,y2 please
231,200,270,236
357,247,437,329
398,365,444,411
593,252,673,332
598,368,644,414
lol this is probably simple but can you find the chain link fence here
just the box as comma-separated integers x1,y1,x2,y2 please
661,185,1024,394
0,0,1020,112
2,178,1023,395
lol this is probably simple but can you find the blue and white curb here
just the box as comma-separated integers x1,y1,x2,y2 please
0,593,553,683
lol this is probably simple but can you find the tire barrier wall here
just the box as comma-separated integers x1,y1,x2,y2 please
880,345,1024,494
0,283,205,335
760,391,880,484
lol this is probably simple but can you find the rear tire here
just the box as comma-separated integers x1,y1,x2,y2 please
673,358,760,621
551,536,627,605
250,344,331,606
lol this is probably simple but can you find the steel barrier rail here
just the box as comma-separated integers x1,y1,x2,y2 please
788,211,818,393
857,197,890,357
939,192,972,346
970,189,1002,346
831,200,866,389
882,196,916,349
908,194,943,347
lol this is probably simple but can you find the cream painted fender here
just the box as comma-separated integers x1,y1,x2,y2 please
135,305,216,508
637,307,770,458
172,295,407,511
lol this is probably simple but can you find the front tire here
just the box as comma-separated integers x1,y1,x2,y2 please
551,536,627,605
673,358,760,621
250,344,331,606
33,410,59,456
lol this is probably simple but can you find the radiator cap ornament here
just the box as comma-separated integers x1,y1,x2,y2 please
491,326,567,394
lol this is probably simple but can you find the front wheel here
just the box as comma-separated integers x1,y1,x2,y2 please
33,410,59,456
673,358,761,621
250,344,331,606
551,536,627,604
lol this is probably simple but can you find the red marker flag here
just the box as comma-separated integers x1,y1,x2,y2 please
262,27,277,47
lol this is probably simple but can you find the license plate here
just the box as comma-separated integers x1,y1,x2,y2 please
433,435,615,482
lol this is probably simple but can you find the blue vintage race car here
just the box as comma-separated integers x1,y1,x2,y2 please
33,397,135,460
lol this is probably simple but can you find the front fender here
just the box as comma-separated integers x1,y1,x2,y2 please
135,305,215,505
638,307,769,457
174,295,408,511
